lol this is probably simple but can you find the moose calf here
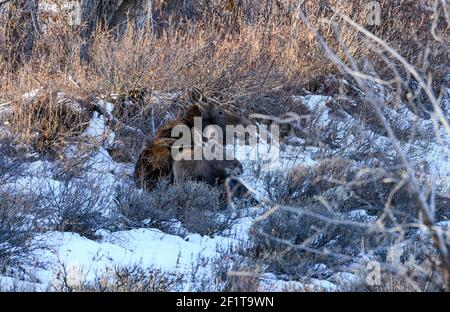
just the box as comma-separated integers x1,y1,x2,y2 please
134,87,250,190
173,148,243,186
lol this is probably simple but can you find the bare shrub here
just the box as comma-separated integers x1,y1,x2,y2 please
244,0,449,290
114,180,239,236
147,180,238,236
184,244,257,292
0,134,43,271
38,178,109,239
248,200,377,279
114,184,177,232
261,158,352,203
352,256,445,292
261,157,429,221
1,1,446,147
9,92,93,159
225,265,262,292
0,191,42,270
53,264,182,292
0,149,23,185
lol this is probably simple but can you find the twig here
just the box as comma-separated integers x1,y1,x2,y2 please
92,102,149,142
0,101,12,110
0,0,12,8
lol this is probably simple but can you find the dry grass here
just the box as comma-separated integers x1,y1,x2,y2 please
0,1,445,166
1,1,446,129
0,0,448,291
9,91,94,159
52,264,183,292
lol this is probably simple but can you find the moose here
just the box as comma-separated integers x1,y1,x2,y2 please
134,88,252,200
172,148,243,186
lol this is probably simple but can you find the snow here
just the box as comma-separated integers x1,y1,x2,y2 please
258,274,339,292
18,222,250,291
83,113,115,148
21,89,40,102
0,106,315,291
2,87,450,292
0,275,47,292
344,209,377,223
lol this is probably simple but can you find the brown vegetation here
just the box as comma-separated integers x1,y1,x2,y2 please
0,0,448,291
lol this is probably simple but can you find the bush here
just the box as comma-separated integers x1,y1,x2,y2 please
0,135,28,185
261,158,353,204
114,184,177,232
0,191,41,270
154,181,238,236
184,243,257,291
114,181,239,236
0,152,20,185
261,158,424,220
248,198,397,279
53,264,183,292
352,256,445,292
9,92,93,159
38,178,108,239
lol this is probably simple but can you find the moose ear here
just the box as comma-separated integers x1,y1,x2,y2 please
188,87,207,104
184,104,204,126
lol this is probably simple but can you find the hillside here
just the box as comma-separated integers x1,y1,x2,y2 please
0,0,449,292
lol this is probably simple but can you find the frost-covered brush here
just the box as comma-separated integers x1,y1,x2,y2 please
67,74,150,143
0,101,11,110
293,1,450,291
91,99,149,142
0,0,10,7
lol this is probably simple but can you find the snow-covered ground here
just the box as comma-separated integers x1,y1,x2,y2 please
1,84,449,291
0,93,343,291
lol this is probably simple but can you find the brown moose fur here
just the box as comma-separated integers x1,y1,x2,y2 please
133,137,176,189
172,148,255,204
134,88,250,190
173,148,243,186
